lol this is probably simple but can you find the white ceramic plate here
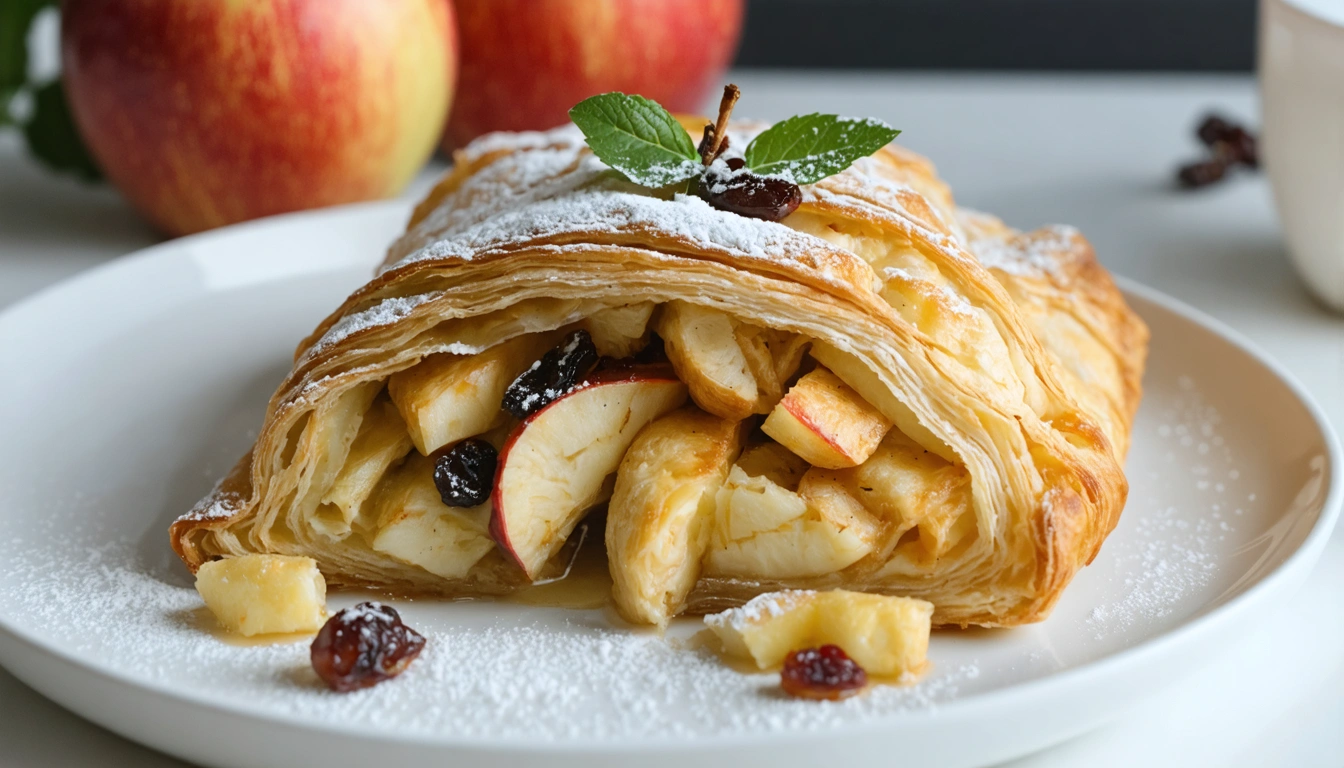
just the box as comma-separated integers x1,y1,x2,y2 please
0,202,1338,768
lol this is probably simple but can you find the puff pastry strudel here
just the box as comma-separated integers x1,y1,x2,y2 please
172,120,1147,627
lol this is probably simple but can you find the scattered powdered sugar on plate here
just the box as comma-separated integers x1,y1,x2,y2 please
0,538,982,742
1084,375,1236,639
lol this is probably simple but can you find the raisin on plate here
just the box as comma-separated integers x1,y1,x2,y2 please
311,602,426,692
780,644,868,701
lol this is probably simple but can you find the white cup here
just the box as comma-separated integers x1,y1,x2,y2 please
1260,0,1344,312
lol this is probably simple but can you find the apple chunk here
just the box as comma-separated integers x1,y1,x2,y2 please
762,366,893,469
704,464,883,579
387,332,555,455
491,371,688,579
705,589,933,677
195,554,327,637
656,301,760,421
368,452,496,580
808,342,959,464
734,324,808,407
607,406,744,626
314,399,414,538
582,302,655,358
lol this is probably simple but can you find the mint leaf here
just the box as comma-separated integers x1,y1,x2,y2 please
744,114,901,185
23,81,101,181
1,87,18,126
1,0,50,94
569,92,701,188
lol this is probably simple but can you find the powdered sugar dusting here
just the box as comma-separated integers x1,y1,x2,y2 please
705,590,816,633
454,124,585,165
385,125,855,289
313,292,443,353
398,189,837,272
969,225,1080,278
180,478,243,523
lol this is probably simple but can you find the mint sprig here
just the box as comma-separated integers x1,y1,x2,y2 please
568,92,702,188
569,87,900,204
744,114,900,184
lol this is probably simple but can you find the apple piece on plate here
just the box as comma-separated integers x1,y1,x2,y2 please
491,369,688,579
656,301,761,421
762,366,893,469
388,333,556,455
368,453,496,580
704,589,933,677
607,406,744,626
809,342,959,464
315,399,414,537
582,303,655,358
194,554,327,637
705,465,883,579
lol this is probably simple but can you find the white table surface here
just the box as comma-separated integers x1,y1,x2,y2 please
1,71,1341,767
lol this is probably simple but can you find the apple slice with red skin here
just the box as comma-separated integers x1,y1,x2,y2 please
490,366,688,579
762,366,893,469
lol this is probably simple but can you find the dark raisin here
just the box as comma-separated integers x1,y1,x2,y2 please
310,602,426,692
700,164,801,222
725,157,746,171
1196,114,1235,147
1213,127,1258,168
1191,114,1259,174
633,333,667,364
433,438,497,507
1177,159,1229,189
501,329,599,419
780,645,868,701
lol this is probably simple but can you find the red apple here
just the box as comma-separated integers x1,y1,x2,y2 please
61,0,458,236
490,368,687,579
445,0,744,149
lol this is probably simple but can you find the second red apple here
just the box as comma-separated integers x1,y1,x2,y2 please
446,0,745,149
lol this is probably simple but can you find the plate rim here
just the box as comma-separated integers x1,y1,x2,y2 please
0,202,1339,753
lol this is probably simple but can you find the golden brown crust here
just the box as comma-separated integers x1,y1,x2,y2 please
172,122,1147,627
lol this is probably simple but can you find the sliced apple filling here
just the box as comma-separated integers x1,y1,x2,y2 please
703,462,884,579
762,366,893,469
368,452,497,579
582,302,656,358
656,301,805,421
491,371,688,579
840,430,978,575
388,332,558,455
314,398,414,538
607,406,745,626
284,301,969,622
